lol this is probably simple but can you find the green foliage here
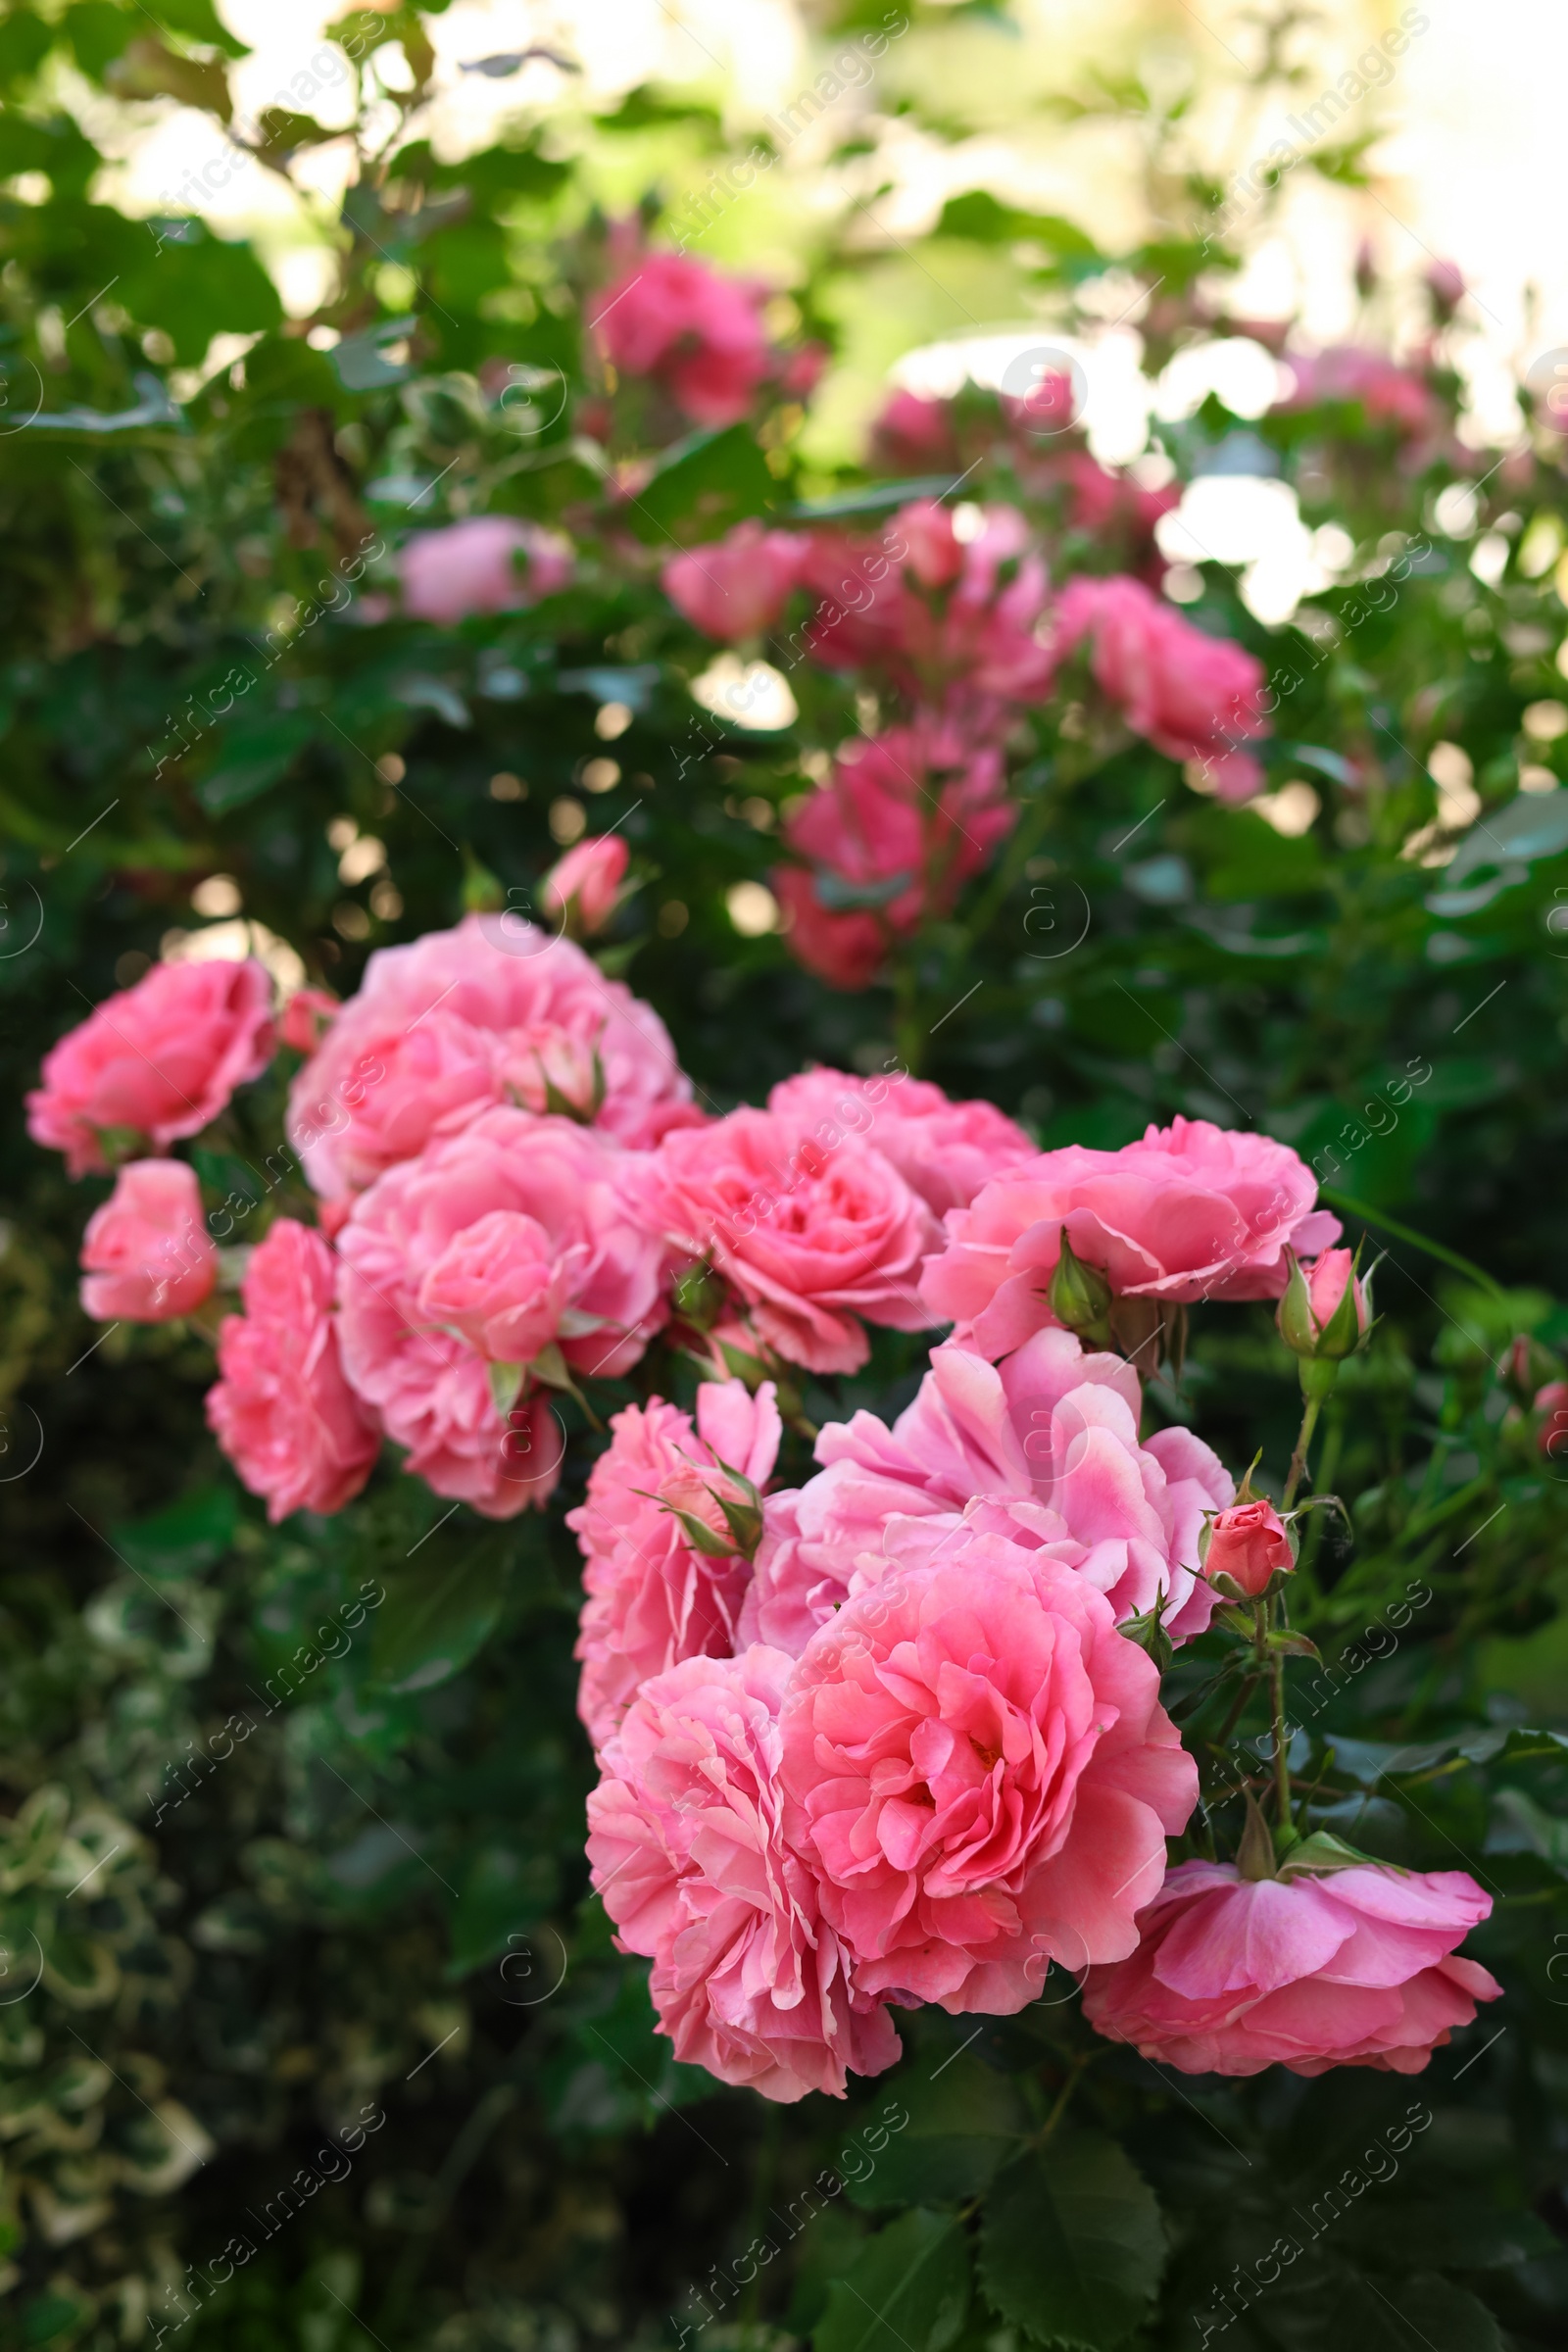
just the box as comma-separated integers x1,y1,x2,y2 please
0,4,1565,2350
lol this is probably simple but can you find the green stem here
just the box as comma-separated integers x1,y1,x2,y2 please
1283,1392,1321,1510
1269,1641,1292,1824
1318,1188,1506,1299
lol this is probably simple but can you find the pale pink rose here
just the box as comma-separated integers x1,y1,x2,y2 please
279,986,339,1055
336,1109,665,1516
587,1646,901,2100
652,1108,940,1376
79,1159,216,1322
206,1219,379,1521
776,722,1014,992
921,1116,1341,1361
286,915,699,1201
1051,575,1269,805
570,1378,781,1751
1203,1497,1293,1597
740,1329,1233,1654
29,958,274,1178
1082,1859,1500,2076
592,250,771,427
399,516,573,625
1276,346,1439,438
541,835,628,935
766,1067,1032,1216
662,522,806,640
779,1531,1198,2012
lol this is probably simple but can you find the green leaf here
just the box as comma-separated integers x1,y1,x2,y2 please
625,424,775,547
370,1525,512,1694
119,223,281,366
979,2131,1165,2349
110,1486,237,1581
845,2056,1030,2210
1311,2273,1503,2351
815,2209,970,2352
445,1844,558,1977
194,710,316,812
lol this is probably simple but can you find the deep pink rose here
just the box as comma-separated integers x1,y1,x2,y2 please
766,1067,1032,1216
593,250,771,427
399,516,573,624
741,1328,1233,1654
776,722,1014,991
29,957,274,1178
79,1159,216,1323
336,1109,666,1516
1051,575,1270,804
1275,346,1439,438
1082,1859,1500,2076
541,835,628,935
868,390,961,474
1535,1380,1568,1464
570,1378,781,1752
588,1646,901,2100
1203,1497,1293,1597
662,521,806,640
778,1532,1198,2012
771,868,887,994
652,1108,940,1376
206,1218,379,1521
286,915,700,1200
921,1115,1341,1361
802,502,1054,709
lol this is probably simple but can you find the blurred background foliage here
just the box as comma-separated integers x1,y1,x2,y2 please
1,0,1568,2347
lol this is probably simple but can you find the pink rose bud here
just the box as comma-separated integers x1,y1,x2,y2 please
1535,1380,1568,1465
79,1159,217,1323
1277,1246,1372,1372
279,986,339,1055
1203,1497,1294,1598
541,835,629,936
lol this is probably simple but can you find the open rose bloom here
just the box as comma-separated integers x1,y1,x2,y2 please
1083,1860,1500,2076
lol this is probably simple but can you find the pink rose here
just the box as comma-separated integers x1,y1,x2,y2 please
802,503,1054,710
79,1159,217,1322
1082,1859,1500,2076
868,389,961,474
652,1108,940,1376
29,958,274,1178
541,835,628,936
1050,575,1270,804
588,1646,902,2100
570,1378,781,1751
771,868,886,994
1203,1497,1293,1597
741,1328,1233,1654
206,1218,379,1521
286,914,700,1201
775,722,1014,992
399,516,573,625
766,1066,1032,1216
336,1109,666,1516
279,986,339,1055
779,1532,1198,2012
1275,346,1438,438
592,250,771,427
662,521,806,640
921,1115,1341,1361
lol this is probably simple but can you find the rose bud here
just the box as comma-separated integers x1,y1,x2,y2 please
1277,1245,1372,1396
542,835,629,937
1047,1227,1113,1348
1535,1380,1568,1467
1202,1497,1295,1599
1504,1333,1560,1409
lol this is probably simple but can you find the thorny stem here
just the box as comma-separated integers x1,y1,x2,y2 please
1252,1599,1293,1825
